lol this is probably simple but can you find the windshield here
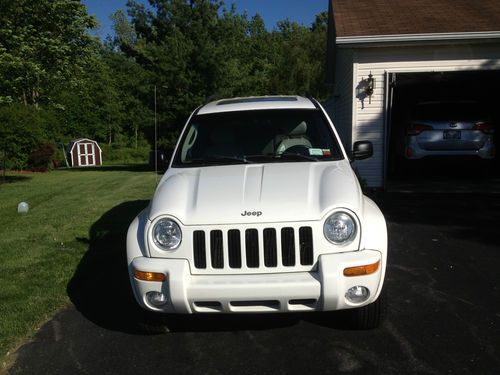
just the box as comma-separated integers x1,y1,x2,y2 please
172,109,343,167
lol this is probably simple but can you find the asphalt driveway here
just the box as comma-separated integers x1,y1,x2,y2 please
6,189,500,374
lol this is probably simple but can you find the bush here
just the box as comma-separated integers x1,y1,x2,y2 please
100,144,150,165
0,104,62,170
27,143,56,171
52,143,69,167
0,103,46,170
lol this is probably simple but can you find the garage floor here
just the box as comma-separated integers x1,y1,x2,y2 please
387,157,500,193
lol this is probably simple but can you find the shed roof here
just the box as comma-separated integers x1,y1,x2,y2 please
332,0,500,38
68,138,102,154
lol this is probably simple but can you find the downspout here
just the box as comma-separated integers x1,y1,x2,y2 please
325,0,337,88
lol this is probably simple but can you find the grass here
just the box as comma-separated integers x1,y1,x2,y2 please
0,166,156,360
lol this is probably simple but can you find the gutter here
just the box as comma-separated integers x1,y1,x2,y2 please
337,31,500,46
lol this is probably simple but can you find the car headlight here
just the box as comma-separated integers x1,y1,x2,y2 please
152,218,182,250
324,212,356,244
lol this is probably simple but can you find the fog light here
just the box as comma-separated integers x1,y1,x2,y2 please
147,291,168,307
345,286,370,304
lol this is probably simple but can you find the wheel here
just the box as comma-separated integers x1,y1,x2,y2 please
345,290,387,330
138,311,170,334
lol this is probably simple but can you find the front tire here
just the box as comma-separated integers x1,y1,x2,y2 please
345,290,386,330
138,311,170,334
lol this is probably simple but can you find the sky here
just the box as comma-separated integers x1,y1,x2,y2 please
81,0,328,38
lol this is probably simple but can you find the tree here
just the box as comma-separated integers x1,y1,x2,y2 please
0,0,98,106
268,13,329,99
0,0,331,170
0,103,48,170
102,49,153,148
123,0,227,136
51,49,125,144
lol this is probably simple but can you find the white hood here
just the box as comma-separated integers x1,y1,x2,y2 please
149,161,362,225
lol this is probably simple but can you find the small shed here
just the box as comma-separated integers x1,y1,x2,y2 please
68,138,102,167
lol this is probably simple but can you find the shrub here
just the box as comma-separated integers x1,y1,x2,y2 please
27,143,56,171
99,144,150,165
0,104,45,170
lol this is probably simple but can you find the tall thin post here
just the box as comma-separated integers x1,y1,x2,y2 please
2,146,6,184
154,85,158,184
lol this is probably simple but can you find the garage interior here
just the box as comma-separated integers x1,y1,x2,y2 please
386,69,500,185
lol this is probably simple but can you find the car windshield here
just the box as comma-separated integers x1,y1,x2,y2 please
172,109,343,167
413,102,485,121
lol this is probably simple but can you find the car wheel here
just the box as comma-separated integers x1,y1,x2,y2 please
345,290,387,330
138,311,170,334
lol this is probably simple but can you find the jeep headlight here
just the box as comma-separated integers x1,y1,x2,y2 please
152,218,182,250
324,212,356,244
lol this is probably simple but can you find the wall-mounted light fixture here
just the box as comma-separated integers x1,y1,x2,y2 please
355,72,376,107
365,73,375,104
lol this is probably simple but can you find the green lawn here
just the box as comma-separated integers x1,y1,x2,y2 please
0,166,156,359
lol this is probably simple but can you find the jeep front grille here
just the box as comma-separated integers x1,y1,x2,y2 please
192,226,314,271
263,228,277,267
193,231,206,268
210,230,224,269
228,229,242,268
299,227,314,265
281,227,295,266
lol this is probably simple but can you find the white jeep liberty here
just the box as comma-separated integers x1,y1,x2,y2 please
127,96,387,329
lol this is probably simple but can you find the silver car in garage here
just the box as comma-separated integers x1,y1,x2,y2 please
404,101,495,159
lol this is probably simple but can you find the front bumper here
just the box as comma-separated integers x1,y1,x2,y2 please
129,250,383,314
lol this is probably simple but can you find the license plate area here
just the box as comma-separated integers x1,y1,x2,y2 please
443,130,461,139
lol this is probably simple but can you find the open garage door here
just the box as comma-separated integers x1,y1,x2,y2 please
386,70,500,187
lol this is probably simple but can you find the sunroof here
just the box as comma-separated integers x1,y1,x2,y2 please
217,96,298,105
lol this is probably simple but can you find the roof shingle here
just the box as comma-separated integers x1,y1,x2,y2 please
333,0,500,37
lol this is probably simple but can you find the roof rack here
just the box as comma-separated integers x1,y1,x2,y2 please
205,94,222,104
216,96,299,106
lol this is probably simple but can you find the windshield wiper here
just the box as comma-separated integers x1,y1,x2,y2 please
189,156,253,165
244,154,275,162
188,153,320,166
244,153,319,163
277,153,319,162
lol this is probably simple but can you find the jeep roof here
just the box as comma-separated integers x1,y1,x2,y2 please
198,95,316,115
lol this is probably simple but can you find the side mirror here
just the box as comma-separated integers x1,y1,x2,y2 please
352,141,373,160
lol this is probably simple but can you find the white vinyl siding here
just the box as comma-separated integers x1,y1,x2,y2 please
348,42,500,187
352,65,387,188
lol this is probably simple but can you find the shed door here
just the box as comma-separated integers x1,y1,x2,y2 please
78,143,96,166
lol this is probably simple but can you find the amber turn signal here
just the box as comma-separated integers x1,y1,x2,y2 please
343,261,380,277
134,270,166,282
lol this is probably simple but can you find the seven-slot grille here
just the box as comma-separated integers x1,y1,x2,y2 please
193,227,314,270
